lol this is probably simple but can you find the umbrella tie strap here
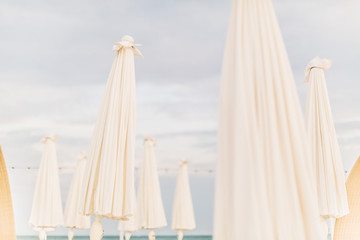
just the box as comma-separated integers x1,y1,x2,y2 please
304,56,332,82
40,134,58,143
113,35,142,57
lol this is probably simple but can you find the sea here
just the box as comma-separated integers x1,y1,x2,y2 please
17,236,212,240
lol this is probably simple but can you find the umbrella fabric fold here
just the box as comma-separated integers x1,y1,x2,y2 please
137,137,167,232
172,160,196,232
64,153,91,231
118,189,138,240
79,35,141,220
214,0,325,239
29,134,64,230
305,56,349,218
0,146,16,240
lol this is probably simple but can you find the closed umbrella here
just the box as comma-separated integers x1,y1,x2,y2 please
214,0,325,239
79,35,142,239
305,56,349,219
172,160,196,240
64,153,91,240
0,146,16,240
29,134,64,240
137,137,167,240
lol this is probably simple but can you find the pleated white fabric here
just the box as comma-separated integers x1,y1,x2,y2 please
137,137,167,230
118,190,138,233
64,153,90,229
305,56,349,218
79,35,142,220
172,161,196,231
213,0,325,239
29,134,64,229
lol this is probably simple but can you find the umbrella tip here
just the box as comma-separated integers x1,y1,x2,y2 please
122,35,134,43
78,152,87,160
40,134,58,143
144,136,156,146
181,160,188,166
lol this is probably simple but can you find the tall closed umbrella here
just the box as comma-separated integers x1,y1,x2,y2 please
64,153,91,240
29,134,64,240
305,56,349,219
214,0,325,239
0,146,16,240
79,35,142,239
172,160,196,240
137,137,167,240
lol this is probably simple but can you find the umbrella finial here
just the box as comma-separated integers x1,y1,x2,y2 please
304,56,332,82
121,35,134,44
78,152,87,161
144,136,156,146
40,134,58,143
180,160,188,166
113,35,142,57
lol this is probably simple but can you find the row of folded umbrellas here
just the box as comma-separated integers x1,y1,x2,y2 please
29,135,195,240
26,34,197,240
24,0,351,239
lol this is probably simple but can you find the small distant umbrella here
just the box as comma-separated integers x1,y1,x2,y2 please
0,146,16,240
213,0,325,239
79,35,142,240
137,137,167,240
29,134,64,240
172,160,196,240
305,56,349,218
118,191,138,240
64,153,91,240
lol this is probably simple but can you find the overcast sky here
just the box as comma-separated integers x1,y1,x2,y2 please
1,0,360,237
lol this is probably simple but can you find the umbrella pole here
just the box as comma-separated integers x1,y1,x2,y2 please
68,228,74,240
119,231,124,240
148,229,155,240
125,231,131,240
177,231,183,240
90,216,104,240
39,229,46,240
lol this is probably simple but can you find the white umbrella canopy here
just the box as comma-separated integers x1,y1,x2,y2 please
29,134,64,239
64,153,91,240
79,35,142,237
137,137,167,239
305,56,349,218
172,160,196,240
214,0,325,239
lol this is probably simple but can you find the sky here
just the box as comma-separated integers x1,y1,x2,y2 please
1,0,360,237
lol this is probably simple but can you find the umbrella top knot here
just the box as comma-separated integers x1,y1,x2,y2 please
304,56,332,82
40,134,58,143
121,35,134,43
144,136,156,146
180,160,188,166
112,35,143,57
78,152,87,161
